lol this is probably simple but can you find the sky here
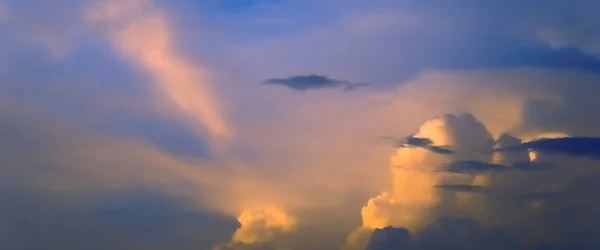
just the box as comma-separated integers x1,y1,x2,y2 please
2,0,600,250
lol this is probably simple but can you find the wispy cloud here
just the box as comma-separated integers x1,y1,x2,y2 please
264,75,369,91
87,0,230,142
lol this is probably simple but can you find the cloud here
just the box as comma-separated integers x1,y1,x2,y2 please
87,0,230,142
498,137,600,159
345,112,496,250
342,96,600,249
212,206,296,250
264,75,369,91
396,136,454,155
231,206,296,244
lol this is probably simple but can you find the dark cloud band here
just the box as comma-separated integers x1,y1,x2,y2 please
496,136,600,159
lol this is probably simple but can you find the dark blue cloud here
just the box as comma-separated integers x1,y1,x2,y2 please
497,137,600,159
403,137,434,148
427,146,455,155
264,75,368,91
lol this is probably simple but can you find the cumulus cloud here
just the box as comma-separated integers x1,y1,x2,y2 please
87,0,230,142
264,75,369,91
345,113,496,249
212,206,296,250
356,108,600,249
231,206,296,244
343,97,600,249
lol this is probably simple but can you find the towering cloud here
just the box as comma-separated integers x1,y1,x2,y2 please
347,113,495,249
353,107,600,249
87,0,229,142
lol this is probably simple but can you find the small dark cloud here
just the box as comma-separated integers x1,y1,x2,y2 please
387,135,455,155
496,137,600,159
428,146,455,154
404,137,434,147
263,75,369,91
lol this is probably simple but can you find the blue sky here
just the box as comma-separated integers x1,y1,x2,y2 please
2,1,600,250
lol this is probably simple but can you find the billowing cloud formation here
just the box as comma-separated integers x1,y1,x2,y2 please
232,206,296,244
346,113,495,249
87,0,230,141
213,206,296,250
354,108,600,249
264,75,368,91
